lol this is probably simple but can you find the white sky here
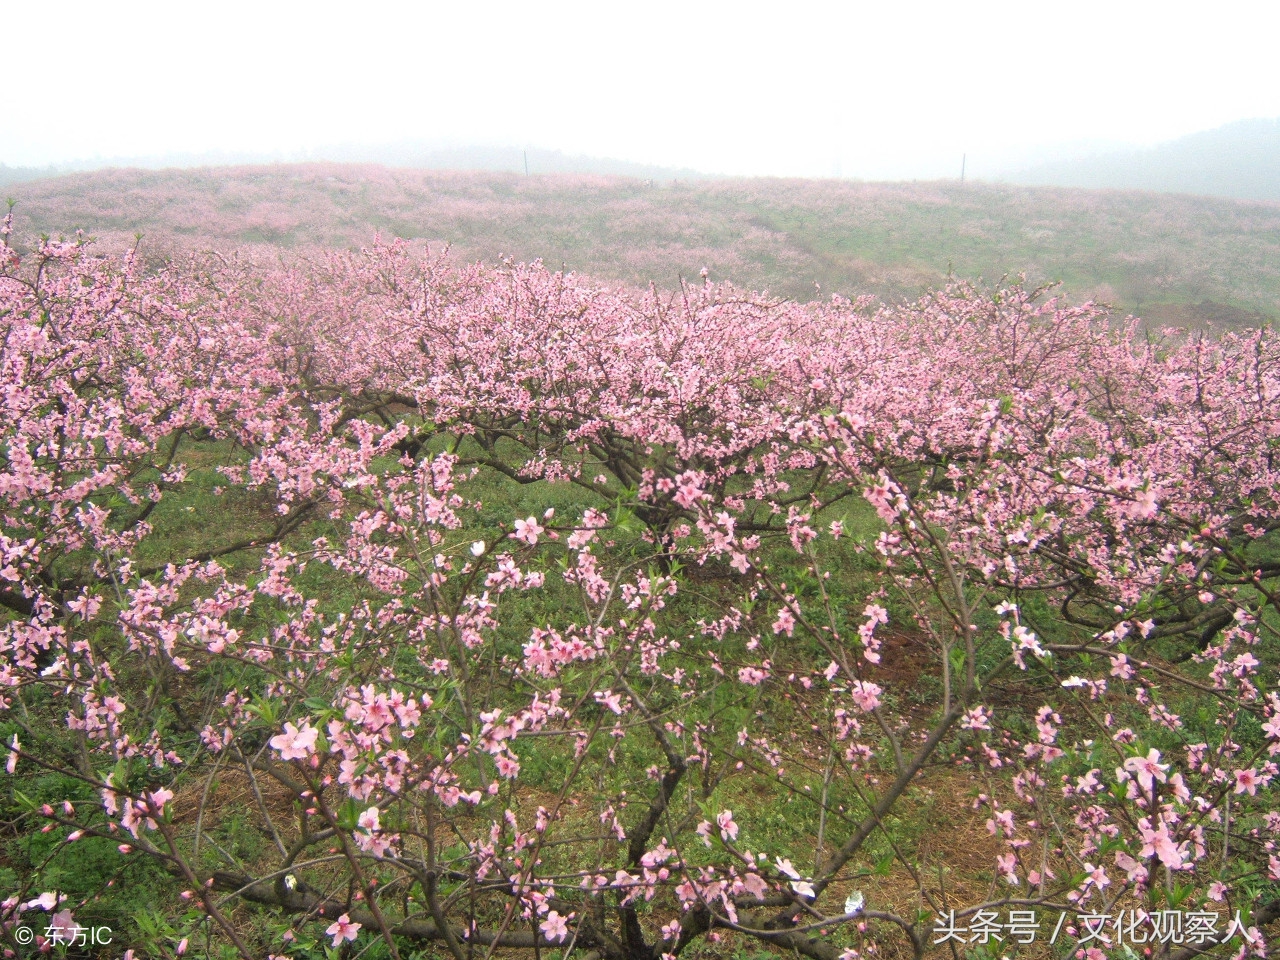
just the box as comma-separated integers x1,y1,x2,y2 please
6,0,1280,179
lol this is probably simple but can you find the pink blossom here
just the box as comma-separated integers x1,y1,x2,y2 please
26,892,60,911
540,910,570,943
996,853,1018,885
593,690,624,714
1137,817,1185,869
48,908,78,941
512,516,543,545
1123,748,1169,794
1093,829,1136,887
850,680,882,713
357,806,380,833
326,914,361,946
1234,767,1260,795
269,721,319,761
772,608,796,637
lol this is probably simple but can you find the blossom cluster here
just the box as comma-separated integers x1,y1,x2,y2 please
0,232,1275,960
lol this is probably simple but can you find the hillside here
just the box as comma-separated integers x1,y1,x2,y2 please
8,163,1280,321
1004,117,1280,203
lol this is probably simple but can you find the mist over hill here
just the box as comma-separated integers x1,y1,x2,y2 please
1002,118,1280,202
327,144,714,181
1,144,711,190
6,163,1279,327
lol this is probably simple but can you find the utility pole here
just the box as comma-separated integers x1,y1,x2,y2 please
524,150,529,176
960,153,966,183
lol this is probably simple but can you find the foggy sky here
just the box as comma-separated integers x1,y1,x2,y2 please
7,0,1280,180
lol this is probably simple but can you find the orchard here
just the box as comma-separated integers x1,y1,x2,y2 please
0,218,1276,959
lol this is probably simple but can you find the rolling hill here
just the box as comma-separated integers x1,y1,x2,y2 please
1003,117,1280,203
7,163,1279,324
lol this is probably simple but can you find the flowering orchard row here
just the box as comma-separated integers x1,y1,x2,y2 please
0,223,1277,959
